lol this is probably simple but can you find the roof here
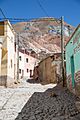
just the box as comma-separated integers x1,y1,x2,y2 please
65,24,80,47
0,20,16,35
39,52,61,64
19,48,39,59
5,20,16,35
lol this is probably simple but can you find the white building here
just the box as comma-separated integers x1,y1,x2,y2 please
0,20,15,87
0,40,2,78
0,20,39,87
19,49,39,79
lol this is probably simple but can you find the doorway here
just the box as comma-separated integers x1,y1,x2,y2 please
22,70,24,78
30,70,32,78
70,55,75,88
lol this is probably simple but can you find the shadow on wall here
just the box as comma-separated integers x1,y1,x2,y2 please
15,84,80,120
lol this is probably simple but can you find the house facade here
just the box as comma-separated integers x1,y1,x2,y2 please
0,40,2,77
33,53,62,84
18,49,39,79
0,20,15,87
66,25,80,95
38,56,55,84
0,20,39,87
52,53,62,83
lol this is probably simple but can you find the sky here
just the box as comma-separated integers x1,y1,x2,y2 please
0,0,80,27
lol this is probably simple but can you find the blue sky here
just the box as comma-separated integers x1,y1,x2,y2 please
0,0,80,27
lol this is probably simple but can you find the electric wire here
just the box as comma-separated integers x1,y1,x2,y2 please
0,8,6,19
36,0,49,17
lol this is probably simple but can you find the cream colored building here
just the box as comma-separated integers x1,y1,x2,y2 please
0,20,15,87
0,20,39,87
0,39,2,78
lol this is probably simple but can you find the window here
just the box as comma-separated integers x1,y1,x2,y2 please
11,59,12,68
30,70,32,77
0,21,4,36
14,42,16,52
27,69,29,73
19,69,21,74
19,56,21,61
70,56,75,87
52,56,55,61
26,58,28,63
22,70,24,77
11,37,13,43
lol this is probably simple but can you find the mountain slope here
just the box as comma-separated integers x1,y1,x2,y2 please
13,17,74,59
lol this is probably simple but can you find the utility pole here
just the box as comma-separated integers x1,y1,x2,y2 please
16,33,19,82
61,16,65,87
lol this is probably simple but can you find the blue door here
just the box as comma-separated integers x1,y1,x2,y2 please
70,55,75,88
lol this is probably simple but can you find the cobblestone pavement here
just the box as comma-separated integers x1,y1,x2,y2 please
0,80,56,120
15,84,80,120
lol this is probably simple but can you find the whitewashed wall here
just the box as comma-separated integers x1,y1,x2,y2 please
6,21,15,86
0,43,2,76
19,51,39,79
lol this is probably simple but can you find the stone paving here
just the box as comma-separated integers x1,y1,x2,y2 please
0,80,56,120
15,83,80,120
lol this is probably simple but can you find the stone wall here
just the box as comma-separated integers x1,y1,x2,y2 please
38,57,57,84
75,71,80,96
67,70,80,95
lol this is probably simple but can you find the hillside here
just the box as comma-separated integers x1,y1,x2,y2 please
13,17,74,59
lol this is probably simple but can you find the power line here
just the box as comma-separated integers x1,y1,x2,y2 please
0,8,61,23
0,17,60,22
0,8,6,19
0,7,61,24
36,0,61,24
36,0,49,17
0,17,61,27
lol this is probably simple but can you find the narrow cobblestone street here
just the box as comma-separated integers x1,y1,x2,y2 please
0,80,56,120
15,82,80,120
0,80,80,120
